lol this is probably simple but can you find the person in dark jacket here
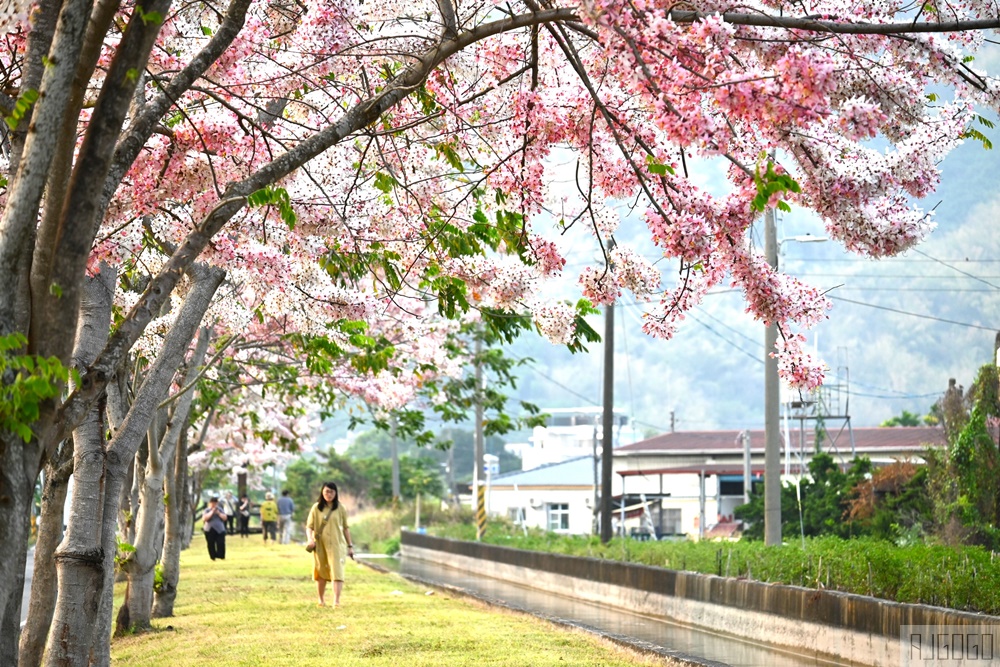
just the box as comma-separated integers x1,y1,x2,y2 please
238,493,251,538
202,497,227,560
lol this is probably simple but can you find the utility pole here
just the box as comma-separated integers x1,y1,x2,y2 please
592,425,599,534
742,430,751,505
474,332,486,541
599,300,615,543
763,206,782,546
390,415,400,506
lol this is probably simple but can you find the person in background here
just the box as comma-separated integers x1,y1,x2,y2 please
305,481,353,607
260,492,279,543
202,497,227,561
238,493,251,538
222,491,237,533
277,489,295,544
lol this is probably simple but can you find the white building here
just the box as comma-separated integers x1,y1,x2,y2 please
521,407,639,471
488,456,608,535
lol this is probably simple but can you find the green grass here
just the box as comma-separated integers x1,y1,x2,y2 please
111,535,674,666
433,525,1000,614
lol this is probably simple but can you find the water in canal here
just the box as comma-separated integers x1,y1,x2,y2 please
364,555,855,667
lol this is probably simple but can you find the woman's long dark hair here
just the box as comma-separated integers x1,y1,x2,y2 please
317,481,339,511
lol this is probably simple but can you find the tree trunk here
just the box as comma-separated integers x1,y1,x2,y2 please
182,467,202,551
0,439,42,665
18,455,72,667
41,266,116,667
116,421,163,635
43,407,107,667
152,420,190,617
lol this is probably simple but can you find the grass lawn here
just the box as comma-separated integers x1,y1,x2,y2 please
111,536,674,666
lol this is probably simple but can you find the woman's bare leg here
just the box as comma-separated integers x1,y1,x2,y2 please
317,579,327,605
334,580,344,606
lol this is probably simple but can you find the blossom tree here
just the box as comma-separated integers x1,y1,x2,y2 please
1,0,999,663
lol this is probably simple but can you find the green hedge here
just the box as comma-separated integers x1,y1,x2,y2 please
432,525,1000,615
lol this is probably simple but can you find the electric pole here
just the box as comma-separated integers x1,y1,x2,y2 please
390,415,400,506
474,332,486,540
764,206,782,546
600,300,615,543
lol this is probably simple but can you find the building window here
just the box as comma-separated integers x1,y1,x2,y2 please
719,479,744,496
508,508,525,523
662,508,682,535
547,503,570,531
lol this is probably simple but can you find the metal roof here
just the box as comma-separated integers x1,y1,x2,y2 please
490,456,596,487
617,426,946,455
619,464,766,477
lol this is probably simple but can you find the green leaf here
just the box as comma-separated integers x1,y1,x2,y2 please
49,282,63,298
750,158,800,212
247,186,297,230
201,25,213,36
373,172,398,193
4,88,39,131
645,154,675,176
962,127,993,150
136,6,163,25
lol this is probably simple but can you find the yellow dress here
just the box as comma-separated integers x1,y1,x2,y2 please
307,502,348,582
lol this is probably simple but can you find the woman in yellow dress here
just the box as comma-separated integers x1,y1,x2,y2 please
305,481,353,607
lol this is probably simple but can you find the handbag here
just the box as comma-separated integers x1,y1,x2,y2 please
306,506,334,553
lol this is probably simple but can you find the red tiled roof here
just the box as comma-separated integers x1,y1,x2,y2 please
618,426,946,454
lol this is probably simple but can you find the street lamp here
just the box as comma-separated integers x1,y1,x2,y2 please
763,211,827,546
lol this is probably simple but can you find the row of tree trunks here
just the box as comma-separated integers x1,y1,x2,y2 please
119,326,211,632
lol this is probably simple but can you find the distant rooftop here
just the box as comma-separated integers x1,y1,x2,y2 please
491,456,596,487
618,426,946,455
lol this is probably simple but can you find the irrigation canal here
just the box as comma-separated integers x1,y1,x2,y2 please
362,554,854,667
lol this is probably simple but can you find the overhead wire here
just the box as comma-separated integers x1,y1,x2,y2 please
909,247,1000,290
829,296,996,331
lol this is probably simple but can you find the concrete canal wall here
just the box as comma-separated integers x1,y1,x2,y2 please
401,532,999,666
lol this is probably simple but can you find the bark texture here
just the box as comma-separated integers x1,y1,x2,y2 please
18,454,71,667
42,267,115,667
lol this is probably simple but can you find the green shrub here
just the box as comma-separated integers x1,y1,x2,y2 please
428,526,1000,614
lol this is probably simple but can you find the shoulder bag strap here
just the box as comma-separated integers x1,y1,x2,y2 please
316,506,335,538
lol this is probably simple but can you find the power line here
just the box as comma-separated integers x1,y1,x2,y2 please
687,313,764,364
776,273,1000,279
694,307,761,348
829,296,996,331
910,248,1000,290
834,287,996,292
782,257,1000,263
516,358,597,405
849,391,942,399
